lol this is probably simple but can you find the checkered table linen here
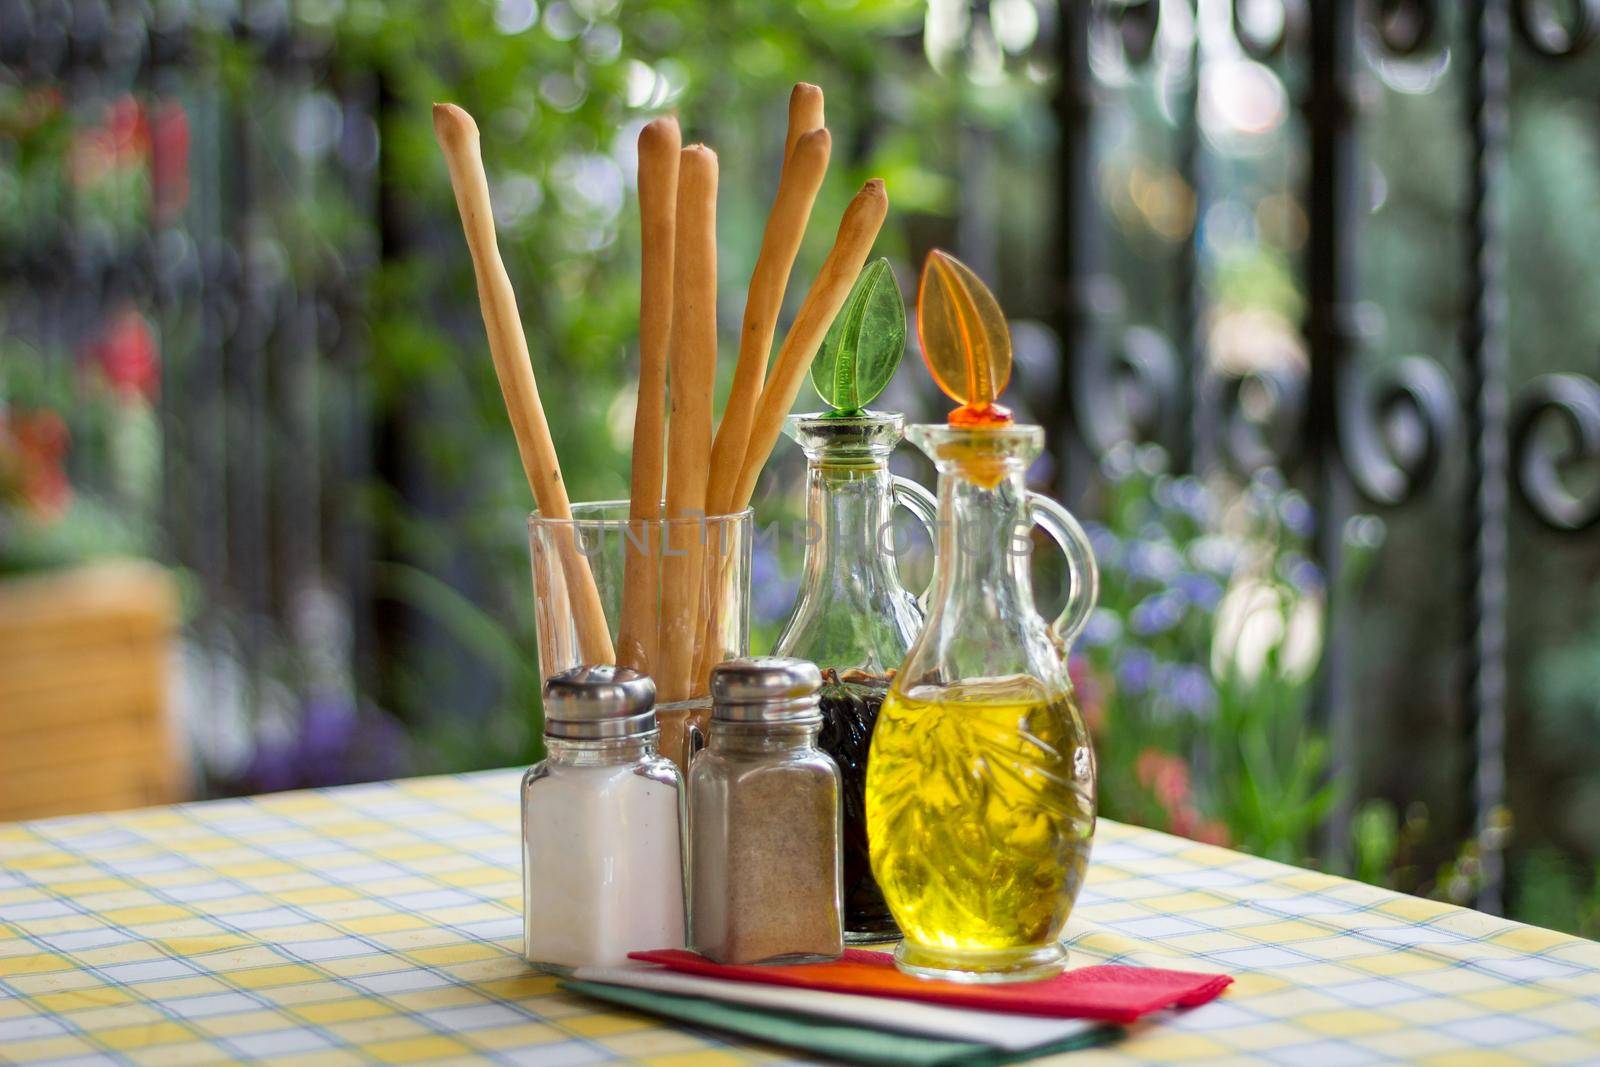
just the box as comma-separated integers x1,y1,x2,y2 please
1,772,1597,1066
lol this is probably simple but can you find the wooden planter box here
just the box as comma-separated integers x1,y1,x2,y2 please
0,561,184,822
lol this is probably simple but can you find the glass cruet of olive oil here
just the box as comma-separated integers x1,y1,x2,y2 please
772,409,935,943
774,258,937,943
865,249,1100,983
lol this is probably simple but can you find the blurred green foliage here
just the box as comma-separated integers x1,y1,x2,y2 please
1077,449,1379,866
330,0,966,770
6,0,1600,936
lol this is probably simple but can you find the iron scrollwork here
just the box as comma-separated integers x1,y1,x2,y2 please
1339,355,1459,507
1095,0,1161,65
1071,324,1184,457
1217,364,1307,476
1513,0,1600,56
1505,0,1600,531
1370,0,1441,56
1510,373,1600,531
1231,0,1309,60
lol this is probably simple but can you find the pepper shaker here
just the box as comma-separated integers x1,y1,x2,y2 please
689,657,844,964
522,666,687,968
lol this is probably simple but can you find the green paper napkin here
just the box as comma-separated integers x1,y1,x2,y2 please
559,979,1115,1066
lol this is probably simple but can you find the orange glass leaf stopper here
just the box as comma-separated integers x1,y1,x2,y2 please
916,250,1013,427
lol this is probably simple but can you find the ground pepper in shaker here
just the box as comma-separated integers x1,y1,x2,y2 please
689,657,844,964
522,666,687,968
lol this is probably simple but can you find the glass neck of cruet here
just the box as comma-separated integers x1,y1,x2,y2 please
801,420,898,586
774,412,914,672
909,422,1043,629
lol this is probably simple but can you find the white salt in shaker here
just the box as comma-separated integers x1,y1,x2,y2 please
522,665,686,968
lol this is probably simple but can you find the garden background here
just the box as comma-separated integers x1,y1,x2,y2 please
3,0,1599,938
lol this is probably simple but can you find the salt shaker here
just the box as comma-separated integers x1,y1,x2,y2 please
522,665,686,968
689,657,844,964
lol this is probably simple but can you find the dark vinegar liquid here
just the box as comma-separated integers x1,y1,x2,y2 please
817,670,899,942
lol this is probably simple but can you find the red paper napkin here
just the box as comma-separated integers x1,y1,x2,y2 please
628,949,1231,1025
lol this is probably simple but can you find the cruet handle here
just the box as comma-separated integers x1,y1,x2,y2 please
891,475,940,605
1027,491,1101,650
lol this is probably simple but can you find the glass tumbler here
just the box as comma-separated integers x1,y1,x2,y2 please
528,501,753,771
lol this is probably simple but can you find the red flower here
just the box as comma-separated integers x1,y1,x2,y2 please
91,308,160,401
1168,804,1196,838
150,100,190,223
12,410,68,461
1135,748,1165,787
103,97,148,156
69,95,150,188
1071,654,1107,734
1136,748,1191,810
1167,806,1232,848
1135,747,1230,845
3,409,73,520
23,464,72,519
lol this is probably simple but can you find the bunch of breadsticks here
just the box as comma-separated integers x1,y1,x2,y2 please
433,85,887,705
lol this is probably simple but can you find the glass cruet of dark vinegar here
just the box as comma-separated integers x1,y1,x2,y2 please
865,421,1100,982
772,410,936,943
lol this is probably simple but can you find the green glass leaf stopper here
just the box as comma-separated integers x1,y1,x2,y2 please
810,258,906,415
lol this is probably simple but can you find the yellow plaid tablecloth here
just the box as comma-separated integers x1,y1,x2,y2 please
1,771,1597,1066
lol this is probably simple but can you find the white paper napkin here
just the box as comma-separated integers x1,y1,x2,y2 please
570,964,1106,1051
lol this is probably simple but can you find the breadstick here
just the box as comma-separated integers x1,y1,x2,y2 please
432,103,615,666
691,86,822,681
730,179,888,512
657,145,719,702
690,101,829,686
617,117,680,673
703,128,830,523
785,82,824,164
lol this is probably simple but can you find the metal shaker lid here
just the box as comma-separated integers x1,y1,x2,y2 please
543,665,657,740
710,656,823,724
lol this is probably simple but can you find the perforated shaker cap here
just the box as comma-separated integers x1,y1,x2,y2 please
710,656,823,724
542,665,657,740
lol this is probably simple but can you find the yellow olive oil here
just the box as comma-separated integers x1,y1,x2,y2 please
865,675,1095,960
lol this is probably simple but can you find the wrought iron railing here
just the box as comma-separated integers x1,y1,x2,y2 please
1043,0,1600,910
0,2,381,760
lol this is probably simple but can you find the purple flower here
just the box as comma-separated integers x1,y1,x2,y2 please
1251,467,1287,494
1117,648,1155,695
1246,469,1287,518
299,693,359,786
236,691,408,794
1099,442,1138,481
1156,662,1217,718
1189,536,1242,577
751,542,799,626
1130,590,1186,636
1278,491,1315,538
1083,521,1122,571
1279,552,1325,595
1134,443,1169,476
1082,608,1123,647
1175,572,1224,612
1156,476,1217,524
244,738,299,795
1125,539,1184,583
